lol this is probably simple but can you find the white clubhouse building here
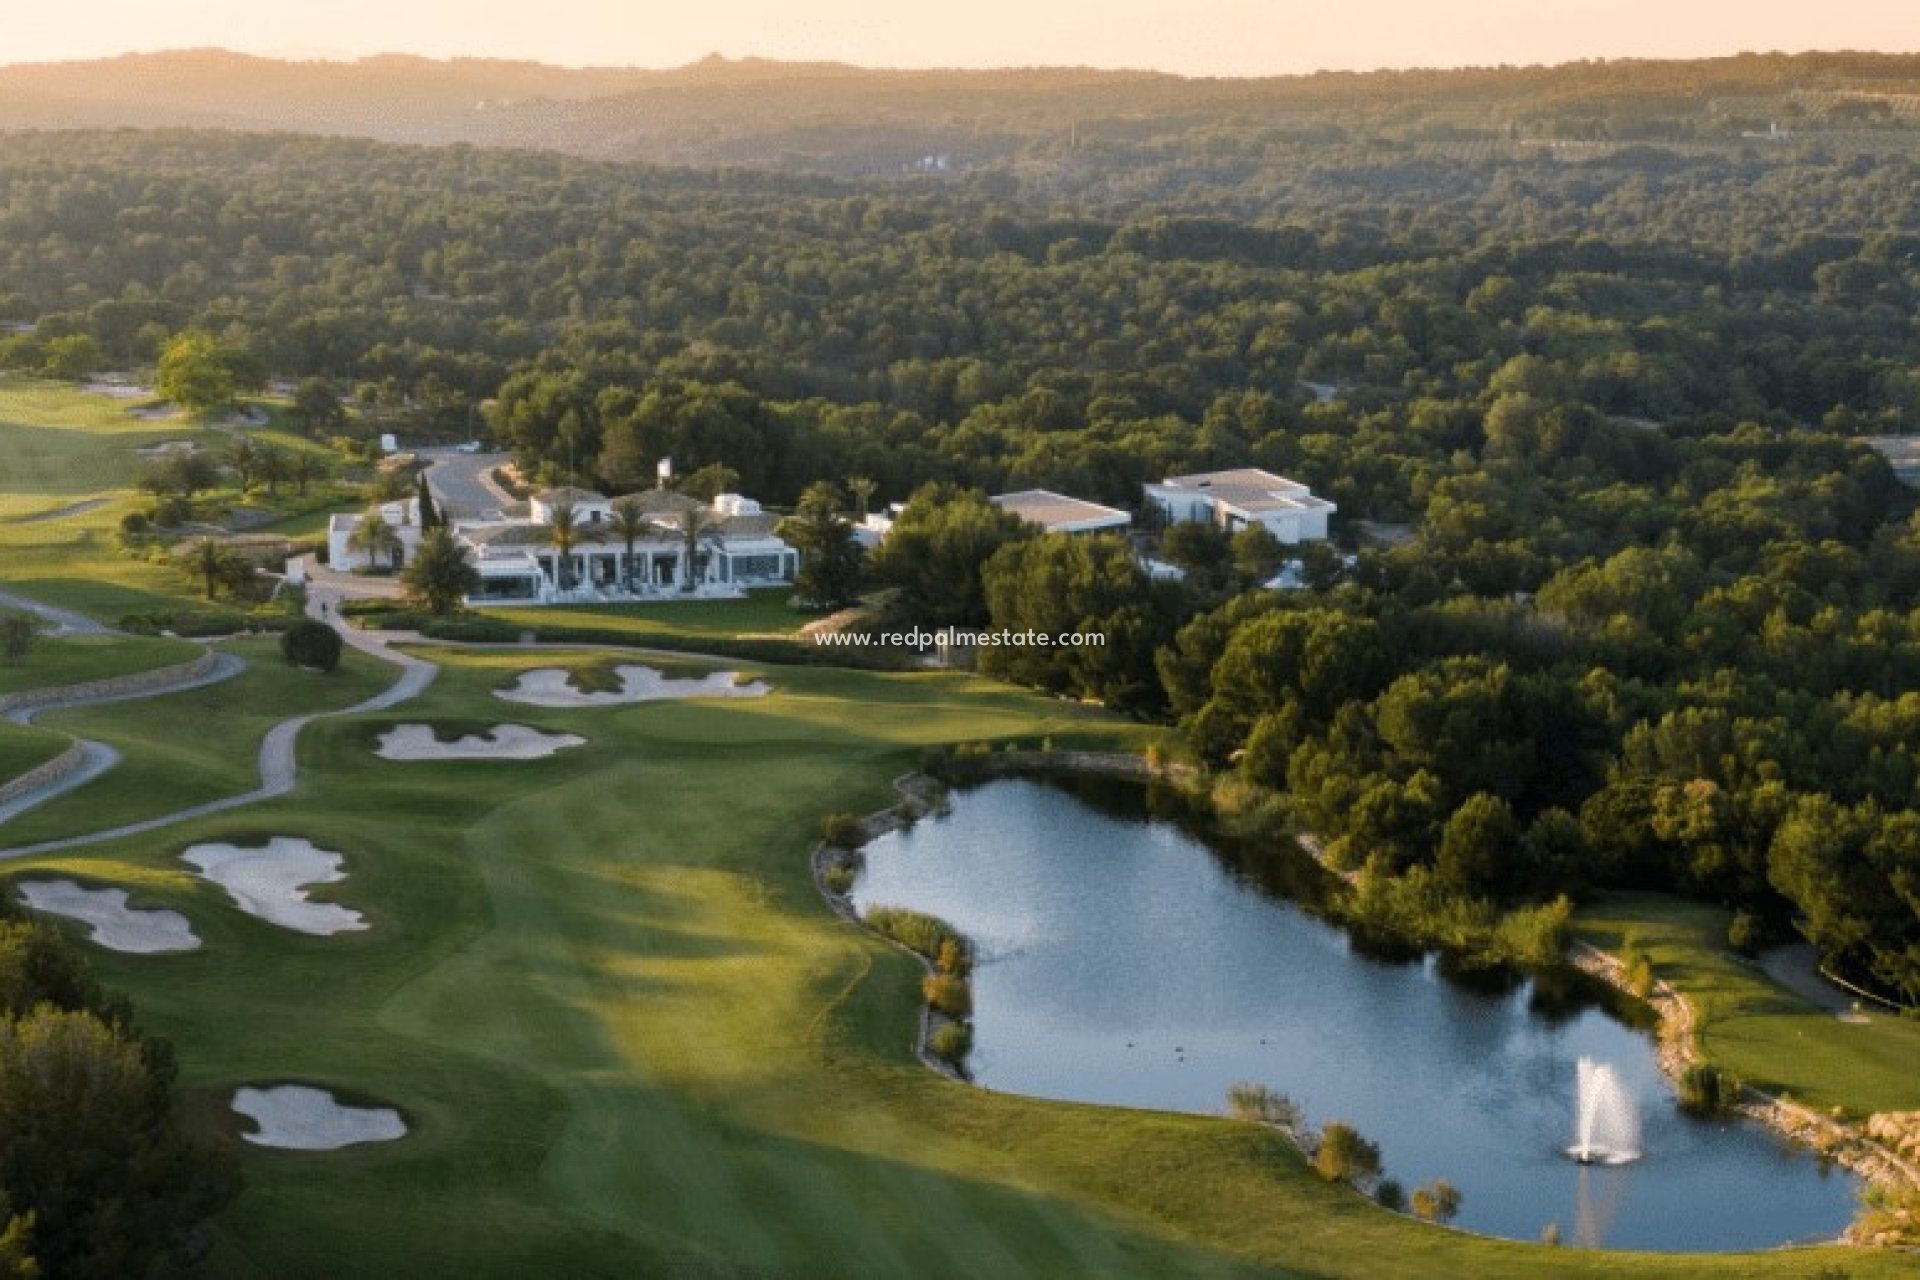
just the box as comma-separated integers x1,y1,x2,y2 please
328,486,799,604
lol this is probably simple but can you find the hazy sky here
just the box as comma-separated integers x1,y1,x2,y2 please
6,0,1917,76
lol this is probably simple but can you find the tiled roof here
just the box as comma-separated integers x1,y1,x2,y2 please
713,513,781,540
612,488,703,516
533,486,608,505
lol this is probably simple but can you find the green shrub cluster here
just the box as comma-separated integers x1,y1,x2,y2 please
863,907,960,960
820,812,868,849
1677,1062,1742,1116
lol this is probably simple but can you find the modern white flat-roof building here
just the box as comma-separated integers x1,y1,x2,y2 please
1144,468,1335,544
990,489,1132,536
327,486,799,605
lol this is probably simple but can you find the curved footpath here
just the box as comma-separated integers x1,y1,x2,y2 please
2,543,765,860
0,584,435,860
0,584,113,636
0,650,244,826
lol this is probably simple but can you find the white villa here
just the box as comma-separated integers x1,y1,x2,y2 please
326,498,425,572
1144,468,1335,543
328,485,799,604
990,489,1133,536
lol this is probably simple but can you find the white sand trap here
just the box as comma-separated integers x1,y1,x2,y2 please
180,838,367,936
495,664,771,708
375,723,586,761
14,879,201,954
232,1085,406,1150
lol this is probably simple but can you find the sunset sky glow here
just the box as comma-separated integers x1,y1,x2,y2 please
3,0,1916,76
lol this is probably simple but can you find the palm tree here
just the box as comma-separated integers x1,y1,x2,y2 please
675,504,720,593
189,536,230,600
547,499,579,591
610,496,649,592
347,509,401,572
848,476,878,521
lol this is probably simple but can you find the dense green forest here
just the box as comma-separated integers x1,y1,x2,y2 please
5,54,1920,1002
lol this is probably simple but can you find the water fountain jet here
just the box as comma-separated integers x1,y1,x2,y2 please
1568,1057,1641,1165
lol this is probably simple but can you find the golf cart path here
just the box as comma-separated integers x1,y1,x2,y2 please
2,557,766,860
0,584,114,636
0,650,247,827
0,589,436,859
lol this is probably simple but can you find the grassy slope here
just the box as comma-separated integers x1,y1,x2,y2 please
0,721,68,782
3,648,1905,1278
0,376,190,507
0,376,217,617
0,637,390,846
481,590,809,642
0,377,352,620
0,631,199,697
1575,893,1920,1117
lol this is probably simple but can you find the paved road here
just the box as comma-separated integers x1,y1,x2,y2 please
419,449,514,520
0,584,114,636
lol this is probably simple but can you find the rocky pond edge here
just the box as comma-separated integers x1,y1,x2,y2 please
808,747,1920,1247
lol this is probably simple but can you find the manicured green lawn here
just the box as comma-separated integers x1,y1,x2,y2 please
0,376,193,513
0,378,221,617
481,589,811,643
1575,893,1920,1116
0,631,200,697
0,636,391,846
0,721,68,783
1,648,1903,1277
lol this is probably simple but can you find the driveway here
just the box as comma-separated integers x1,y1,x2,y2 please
418,449,514,520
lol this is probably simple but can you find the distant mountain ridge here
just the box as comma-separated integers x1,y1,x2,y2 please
3,48,1919,173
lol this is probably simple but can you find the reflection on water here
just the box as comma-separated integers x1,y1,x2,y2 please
851,777,1859,1251
1574,1163,1628,1249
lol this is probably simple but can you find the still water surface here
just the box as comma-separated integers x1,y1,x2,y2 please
850,778,1859,1250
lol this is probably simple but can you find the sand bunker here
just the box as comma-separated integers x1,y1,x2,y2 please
14,879,200,954
231,1085,406,1150
180,838,367,936
375,723,585,761
495,664,771,708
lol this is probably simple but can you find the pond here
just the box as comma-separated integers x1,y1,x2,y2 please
849,777,1860,1251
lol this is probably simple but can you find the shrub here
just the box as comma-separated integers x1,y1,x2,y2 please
864,907,959,959
1374,1179,1406,1212
119,510,151,536
1312,1121,1382,1186
281,618,343,672
1410,1178,1462,1223
934,935,970,977
820,860,857,896
921,972,972,1019
820,812,869,848
1226,1081,1302,1131
1677,1062,1741,1116
927,1021,972,1066
1619,930,1655,997
1727,909,1766,955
